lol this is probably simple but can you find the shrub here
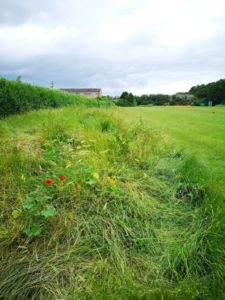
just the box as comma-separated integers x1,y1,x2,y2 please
0,78,113,118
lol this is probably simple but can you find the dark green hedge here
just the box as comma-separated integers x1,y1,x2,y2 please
0,78,112,118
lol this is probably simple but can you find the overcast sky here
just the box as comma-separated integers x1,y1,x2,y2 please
0,0,225,95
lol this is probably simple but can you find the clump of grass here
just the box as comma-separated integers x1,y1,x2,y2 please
0,106,224,299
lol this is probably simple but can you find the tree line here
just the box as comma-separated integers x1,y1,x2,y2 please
116,92,195,106
116,79,225,106
189,79,225,105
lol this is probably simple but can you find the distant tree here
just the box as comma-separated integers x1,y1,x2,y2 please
120,91,129,99
116,91,172,106
189,79,225,105
151,94,170,106
138,94,153,105
127,92,137,106
116,91,137,106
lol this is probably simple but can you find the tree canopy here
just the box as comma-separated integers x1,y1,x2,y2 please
190,79,225,105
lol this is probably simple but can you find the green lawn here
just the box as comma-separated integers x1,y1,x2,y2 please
117,106,225,192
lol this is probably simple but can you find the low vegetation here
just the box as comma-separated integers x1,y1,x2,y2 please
0,105,224,299
0,78,113,118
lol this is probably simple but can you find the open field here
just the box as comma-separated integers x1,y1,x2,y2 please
0,105,224,299
117,106,225,192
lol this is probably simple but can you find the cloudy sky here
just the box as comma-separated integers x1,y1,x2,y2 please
0,0,225,95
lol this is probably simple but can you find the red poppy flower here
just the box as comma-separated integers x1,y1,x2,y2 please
45,179,53,186
59,175,65,181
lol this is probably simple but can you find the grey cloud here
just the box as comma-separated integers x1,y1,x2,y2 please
0,0,52,25
0,0,225,95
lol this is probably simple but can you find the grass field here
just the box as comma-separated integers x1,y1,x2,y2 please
117,106,225,191
0,105,224,299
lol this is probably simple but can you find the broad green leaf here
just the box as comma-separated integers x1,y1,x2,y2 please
24,225,41,237
23,199,35,209
40,205,56,218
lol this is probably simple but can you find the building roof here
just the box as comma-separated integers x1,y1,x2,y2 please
60,88,101,93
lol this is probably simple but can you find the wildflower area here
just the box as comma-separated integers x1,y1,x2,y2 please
0,106,224,299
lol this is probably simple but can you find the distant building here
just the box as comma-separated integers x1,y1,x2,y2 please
60,88,102,98
174,93,195,100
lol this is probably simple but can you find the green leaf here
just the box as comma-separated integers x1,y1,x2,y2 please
12,209,22,219
24,224,42,237
92,172,99,180
84,166,93,174
40,205,56,218
36,195,51,202
23,199,35,209
86,178,97,185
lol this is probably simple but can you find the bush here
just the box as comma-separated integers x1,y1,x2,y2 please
0,78,113,118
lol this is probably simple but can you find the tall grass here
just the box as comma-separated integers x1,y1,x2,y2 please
0,106,224,299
